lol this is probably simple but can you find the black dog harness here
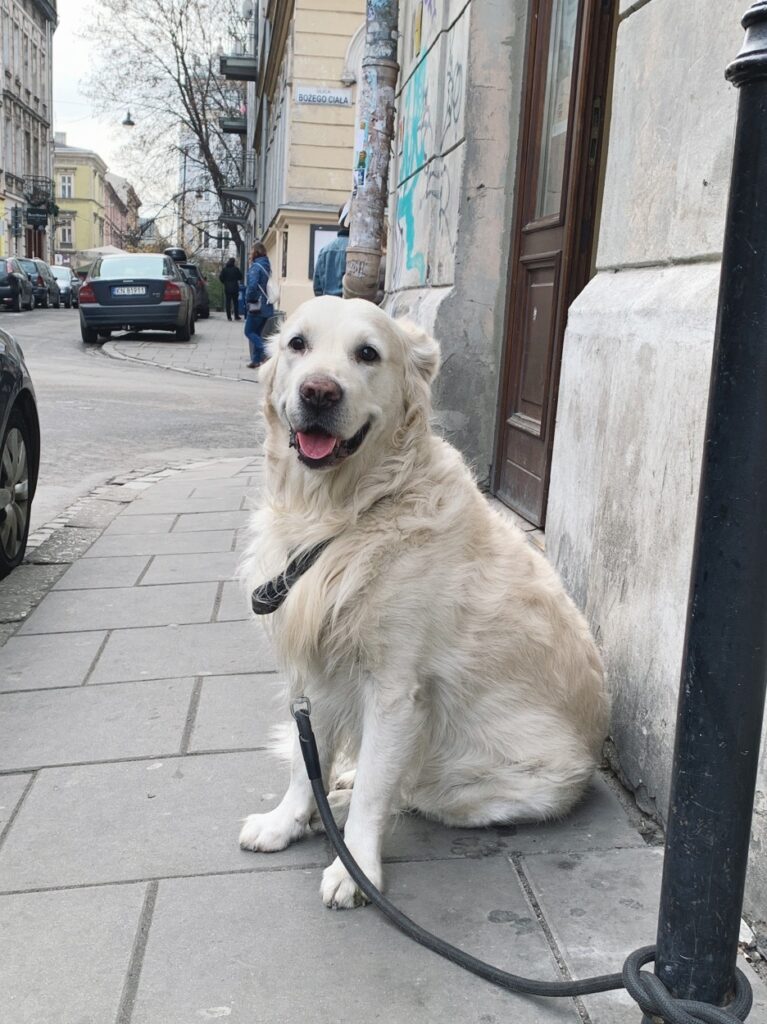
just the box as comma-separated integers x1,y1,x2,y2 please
250,539,332,615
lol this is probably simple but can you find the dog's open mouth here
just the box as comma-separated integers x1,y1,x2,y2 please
290,422,371,468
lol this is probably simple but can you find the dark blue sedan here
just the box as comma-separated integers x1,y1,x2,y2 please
0,326,40,578
78,253,196,343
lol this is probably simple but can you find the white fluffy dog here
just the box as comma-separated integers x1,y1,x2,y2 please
239,296,609,909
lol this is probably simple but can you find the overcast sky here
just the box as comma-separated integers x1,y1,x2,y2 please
52,0,131,177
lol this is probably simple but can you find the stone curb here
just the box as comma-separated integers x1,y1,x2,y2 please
100,340,259,384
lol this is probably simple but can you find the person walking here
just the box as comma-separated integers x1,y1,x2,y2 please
313,203,350,297
244,242,274,369
219,257,243,321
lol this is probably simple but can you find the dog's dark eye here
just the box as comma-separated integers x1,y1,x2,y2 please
357,345,380,364
287,336,306,353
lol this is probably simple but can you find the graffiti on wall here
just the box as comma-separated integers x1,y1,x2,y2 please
391,7,468,291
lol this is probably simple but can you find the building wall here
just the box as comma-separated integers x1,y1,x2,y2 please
385,0,526,482
545,0,767,927
256,0,365,313
0,0,56,258
53,148,107,257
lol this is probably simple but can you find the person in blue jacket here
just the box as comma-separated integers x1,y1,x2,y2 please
244,242,273,368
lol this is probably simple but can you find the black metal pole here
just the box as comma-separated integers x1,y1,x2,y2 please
653,2,767,1011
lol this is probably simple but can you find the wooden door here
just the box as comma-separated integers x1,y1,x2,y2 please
495,0,614,526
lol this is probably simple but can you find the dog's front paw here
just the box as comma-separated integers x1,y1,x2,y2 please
239,810,306,852
321,855,382,909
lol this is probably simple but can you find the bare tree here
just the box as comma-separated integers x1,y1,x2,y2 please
81,0,249,248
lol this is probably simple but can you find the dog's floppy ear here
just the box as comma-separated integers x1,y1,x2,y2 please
396,319,441,384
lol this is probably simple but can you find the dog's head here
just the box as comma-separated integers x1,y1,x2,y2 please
261,296,440,472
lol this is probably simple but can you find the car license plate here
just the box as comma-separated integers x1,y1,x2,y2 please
113,286,146,296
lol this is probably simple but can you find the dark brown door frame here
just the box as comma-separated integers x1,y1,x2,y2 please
493,0,615,527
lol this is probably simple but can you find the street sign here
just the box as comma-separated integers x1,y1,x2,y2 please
294,83,353,107
26,207,49,227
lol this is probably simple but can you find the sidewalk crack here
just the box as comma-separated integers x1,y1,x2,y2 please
510,854,594,1024
115,879,159,1024
82,631,111,685
0,771,38,853
180,677,204,755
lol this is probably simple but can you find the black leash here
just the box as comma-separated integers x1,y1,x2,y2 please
291,702,753,1024
251,539,332,615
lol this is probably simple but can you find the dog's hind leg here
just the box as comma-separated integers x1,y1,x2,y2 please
308,787,353,832
412,757,595,828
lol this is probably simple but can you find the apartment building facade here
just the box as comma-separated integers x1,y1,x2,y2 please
53,132,107,261
223,0,365,313
0,0,57,259
104,172,141,250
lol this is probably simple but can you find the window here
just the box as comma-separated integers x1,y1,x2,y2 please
59,222,72,247
59,174,73,199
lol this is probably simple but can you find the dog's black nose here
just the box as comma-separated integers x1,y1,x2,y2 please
299,376,344,411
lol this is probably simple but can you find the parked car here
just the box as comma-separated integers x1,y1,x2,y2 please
17,258,61,309
0,326,40,577
50,265,81,308
178,263,210,319
78,253,196,343
0,259,35,312
163,247,188,263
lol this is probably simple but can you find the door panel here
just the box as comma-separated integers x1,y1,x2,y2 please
495,0,614,526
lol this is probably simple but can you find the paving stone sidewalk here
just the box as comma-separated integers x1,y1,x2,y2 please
1,456,766,1024
103,311,263,381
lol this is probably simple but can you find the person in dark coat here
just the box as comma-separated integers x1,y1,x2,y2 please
313,204,350,297
244,242,274,369
219,257,244,320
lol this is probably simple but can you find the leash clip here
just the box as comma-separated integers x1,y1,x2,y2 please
290,696,312,720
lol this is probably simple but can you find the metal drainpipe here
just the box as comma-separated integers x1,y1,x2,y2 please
652,3,767,1013
342,0,399,302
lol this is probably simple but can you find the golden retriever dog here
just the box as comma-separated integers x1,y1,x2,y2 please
239,296,609,909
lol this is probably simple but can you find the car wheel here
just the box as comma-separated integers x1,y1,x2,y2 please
0,408,33,579
41,294,49,309
54,295,61,309
190,316,196,336
10,292,21,313
25,297,34,311
175,314,192,342
81,324,99,344
65,298,72,309
97,330,112,339
201,307,210,319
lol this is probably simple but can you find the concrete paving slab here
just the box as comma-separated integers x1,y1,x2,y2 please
131,860,579,1024
216,579,249,621
0,678,194,770
190,476,263,496
182,460,254,479
64,496,126,529
53,554,150,590
18,582,218,634
173,510,252,532
0,630,108,691
140,550,240,585
0,774,31,836
122,493,248,516
189,674,284,752
84,529,236,558
90,619,276,682
384,775,647,864
522,847,665,1023
0,752,328,891
524,850,767,1022
104,513,178,535
0,883,146,1024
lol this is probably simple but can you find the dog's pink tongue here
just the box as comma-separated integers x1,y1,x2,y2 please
297,432,337,460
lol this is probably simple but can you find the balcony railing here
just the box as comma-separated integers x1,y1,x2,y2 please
219,55,259,82
219,117,247,135
23,175,54,206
